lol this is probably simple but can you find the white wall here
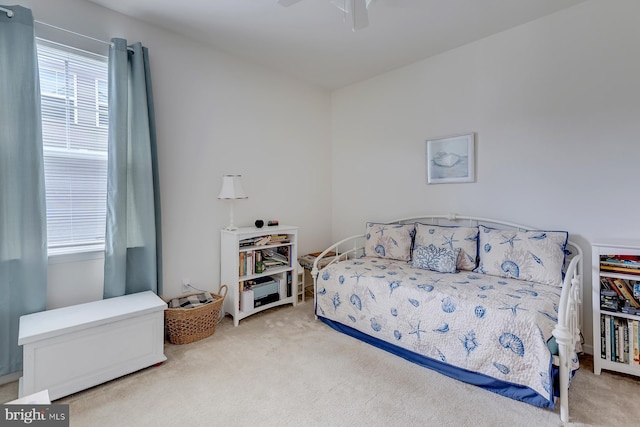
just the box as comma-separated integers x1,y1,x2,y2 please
23,0,640,353
330,0,640,353
20,0,333,308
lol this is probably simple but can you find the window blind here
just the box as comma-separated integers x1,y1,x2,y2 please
37,40,108,255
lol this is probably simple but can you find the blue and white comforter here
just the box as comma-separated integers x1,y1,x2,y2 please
315,257,579,407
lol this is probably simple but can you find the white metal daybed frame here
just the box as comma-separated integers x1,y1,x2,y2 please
311,213,582,423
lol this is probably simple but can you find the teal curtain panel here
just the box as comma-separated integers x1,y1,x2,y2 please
103,38,162,298
0,5,48,376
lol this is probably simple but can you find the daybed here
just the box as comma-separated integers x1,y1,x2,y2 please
311,214,582,423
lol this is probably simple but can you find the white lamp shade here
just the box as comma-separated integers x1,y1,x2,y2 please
217,175,248,200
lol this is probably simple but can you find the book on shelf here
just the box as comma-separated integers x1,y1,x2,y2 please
632,280,640,300
600,265,640,276
605,315,612,361
634,320,640,364
277,245,291,266
600,279,621,311
627,318,640,365
601,260,640,268
602,255,640,265
621,303,640,316
612,278,640,308
263,261,287,271
601,315,607,359
600,255,640,275
601,299,619,312
239,237,263,247
624,279,640,301
601,315,640,365
623,318,630,363
255,235,272,246
637,319,640,365
623,319,633,363
612,319,619,362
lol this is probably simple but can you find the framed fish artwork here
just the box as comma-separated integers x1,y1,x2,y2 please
426,133,475,184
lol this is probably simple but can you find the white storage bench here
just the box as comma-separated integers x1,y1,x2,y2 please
18,291,167,401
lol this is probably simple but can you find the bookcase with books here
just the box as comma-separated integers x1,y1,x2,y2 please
221,225,298,326
592,240,640,376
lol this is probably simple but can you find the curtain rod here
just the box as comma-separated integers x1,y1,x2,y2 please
0,6,14,17
34,20,135,53
35,20,113,48
1,6,133,52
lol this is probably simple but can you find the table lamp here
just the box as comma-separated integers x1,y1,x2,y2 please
217,174,247,231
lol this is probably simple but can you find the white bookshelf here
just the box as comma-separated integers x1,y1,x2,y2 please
221,225,298,326
592,240,640,376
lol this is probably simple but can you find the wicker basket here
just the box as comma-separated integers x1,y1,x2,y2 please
163,284,228,345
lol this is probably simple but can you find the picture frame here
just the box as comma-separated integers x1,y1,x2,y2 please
426,133,475,184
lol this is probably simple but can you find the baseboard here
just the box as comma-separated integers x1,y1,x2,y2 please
0,371,21,386
582,344,593,356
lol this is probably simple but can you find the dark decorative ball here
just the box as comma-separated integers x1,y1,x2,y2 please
255,219,264,228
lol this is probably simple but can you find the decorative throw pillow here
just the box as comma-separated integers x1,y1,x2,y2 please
412,244,460,273
473,225,568,287
363,222,414,261
414,223,479,271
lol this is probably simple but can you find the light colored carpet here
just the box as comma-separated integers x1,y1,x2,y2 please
2,300,640,426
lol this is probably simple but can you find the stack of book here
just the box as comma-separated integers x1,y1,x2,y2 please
268,234,289,244
600,276,640,315
600,255,640,275
238,234,289,248
261,247,289,270
239,237,263,248
600,285,621,312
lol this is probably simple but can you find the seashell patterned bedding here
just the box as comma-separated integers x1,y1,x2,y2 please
311,214,582,422
315,256,577,408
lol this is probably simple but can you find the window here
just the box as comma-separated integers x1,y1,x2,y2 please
95,79,108,128
37,40,109,255
40,68,78,125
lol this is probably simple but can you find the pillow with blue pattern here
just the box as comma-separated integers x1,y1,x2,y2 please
363,222,414,261
414,223,478,271
412,244,460,273
473,225,568,287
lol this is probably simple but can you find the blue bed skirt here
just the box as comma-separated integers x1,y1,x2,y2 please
318,315,559,409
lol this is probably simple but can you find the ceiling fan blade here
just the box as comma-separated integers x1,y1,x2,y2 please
351,0,369,31
330,0,348,13
277,0,304,6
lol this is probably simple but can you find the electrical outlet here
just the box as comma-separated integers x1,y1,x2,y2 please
181,278,191,293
